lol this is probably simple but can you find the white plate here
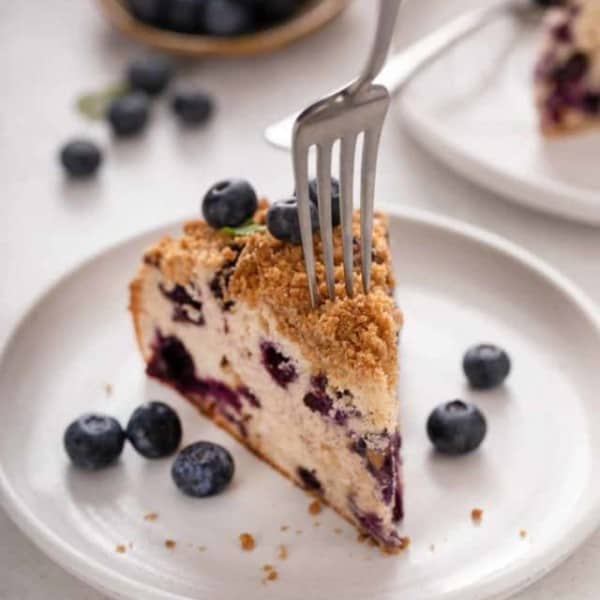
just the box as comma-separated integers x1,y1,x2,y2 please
399,18,600,224
2,207,600,600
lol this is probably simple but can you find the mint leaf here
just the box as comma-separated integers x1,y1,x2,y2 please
76,82,130,121
221,222,267,237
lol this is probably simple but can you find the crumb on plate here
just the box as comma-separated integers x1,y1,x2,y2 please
198,545,207,552
277,544,288,560
308,500,322,515
471,508,483,523
280,525,289,532
165,539,176,549
144,512,159,522
239,532,255,551
104,383,113,396
520,529,528,539
115,544,127,554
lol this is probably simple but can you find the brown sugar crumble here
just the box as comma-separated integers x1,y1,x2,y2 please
308,500,322,515
277,544,288,560
144,512,159,522
471,508,484,523
519,529,528,539
164,539,176,549
239,532,256,551
115,544,127,554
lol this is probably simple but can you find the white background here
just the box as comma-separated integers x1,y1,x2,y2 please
1,0,599,597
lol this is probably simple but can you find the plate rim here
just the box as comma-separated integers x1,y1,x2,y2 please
398,39,600,226
1,205,600,600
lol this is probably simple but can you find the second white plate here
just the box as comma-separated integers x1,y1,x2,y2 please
400,17,600,224
1,207,600,599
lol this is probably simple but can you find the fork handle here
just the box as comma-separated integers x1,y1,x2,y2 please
351,0,404,92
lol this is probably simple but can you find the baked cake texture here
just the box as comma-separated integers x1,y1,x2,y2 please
129,201,405,550
535,0,600,135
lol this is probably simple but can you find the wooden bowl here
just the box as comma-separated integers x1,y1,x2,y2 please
96,0,350,57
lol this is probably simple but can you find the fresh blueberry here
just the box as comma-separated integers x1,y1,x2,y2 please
171,441,235,497
126,401,182,459
463,344,511,390
165,0,204,32
266,198,319,244
128,55,173,96
202,179,258,228
60,139,102,177
126,0,165,24
308,176,341,228
427,400,487,455
255,0,300,24
200,0,255,36
172,88,215,125
107,92,150,137
64,414,125,470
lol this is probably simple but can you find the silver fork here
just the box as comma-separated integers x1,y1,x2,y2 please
293,0,403,308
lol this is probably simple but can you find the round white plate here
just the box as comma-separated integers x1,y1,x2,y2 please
399,18,600,224
2,207,600,600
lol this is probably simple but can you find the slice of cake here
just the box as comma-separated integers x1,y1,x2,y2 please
535,0,600,135
129,195,404,551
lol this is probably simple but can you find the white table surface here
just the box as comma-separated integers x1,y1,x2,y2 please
2,1,600,598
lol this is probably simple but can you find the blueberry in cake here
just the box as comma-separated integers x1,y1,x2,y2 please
129,179,405,551
535,0,600,134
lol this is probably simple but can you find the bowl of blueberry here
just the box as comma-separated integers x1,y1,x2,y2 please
96,0,350,57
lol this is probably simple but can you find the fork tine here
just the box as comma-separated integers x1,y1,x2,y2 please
293,140,319,308
360,125,384,294
340,134,357,298
316,142,336,301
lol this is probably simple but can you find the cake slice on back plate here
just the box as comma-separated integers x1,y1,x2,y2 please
535,0,600,135
129,180,405,551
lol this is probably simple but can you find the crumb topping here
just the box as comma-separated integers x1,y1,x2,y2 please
143,204,401,391
239,532,256,551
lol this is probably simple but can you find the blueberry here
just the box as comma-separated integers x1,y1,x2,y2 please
60,139,102,177
171,441,235,497
202,179,258,228
255,0,300,24
200,0,255,36
463,344,511,390
266,198,319,244
308,176,341,228
126,0,165,24
127,55,173,96
165,0,203,32
427,400,487,455
172,88,215,125
107,92,150,137
64,414,125,470
126,401,182,459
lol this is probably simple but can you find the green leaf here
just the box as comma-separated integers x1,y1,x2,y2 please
76,82,130,121
221,221,267,237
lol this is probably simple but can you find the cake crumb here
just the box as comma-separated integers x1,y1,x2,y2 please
471,508,483,523
280,525,289,532
144,512,159,522
239,532,255,551
104,383,113,396
277,544,288,560
333,527,343,535
115,544,127,554
198,545,207,552
429,544,435,552
399,537,411,550
519,529,528,539
165,539,176,549
261,564,279,584
308,500,322,515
